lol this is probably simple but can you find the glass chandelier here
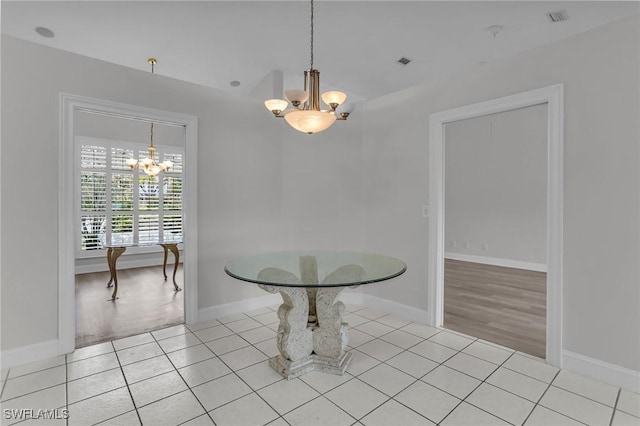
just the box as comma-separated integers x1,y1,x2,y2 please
126,58,173,176
264,0,349,134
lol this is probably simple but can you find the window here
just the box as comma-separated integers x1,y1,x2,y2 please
77,137,184,257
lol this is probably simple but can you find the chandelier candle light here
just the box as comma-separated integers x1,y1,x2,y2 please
264,0,349,134
126,58,174,176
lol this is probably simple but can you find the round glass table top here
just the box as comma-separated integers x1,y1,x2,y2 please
224,251,407,288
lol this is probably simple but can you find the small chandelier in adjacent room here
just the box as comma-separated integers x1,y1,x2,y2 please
264,0,349,134
126,58,173,176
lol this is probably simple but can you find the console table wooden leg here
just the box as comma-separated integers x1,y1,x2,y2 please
160,243,181,292
105,246,126,301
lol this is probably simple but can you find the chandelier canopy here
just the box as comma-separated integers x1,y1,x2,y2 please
126,58,173,176
264,0,349,134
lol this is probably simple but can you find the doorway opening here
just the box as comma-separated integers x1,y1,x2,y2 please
427,85,564,366
73,112,186,347
442,104,548,358
59,94,198,355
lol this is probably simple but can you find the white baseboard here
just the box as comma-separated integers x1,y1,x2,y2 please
361,294,429,324
197,291,366,325
196,291,429,326
0,339,60,370
445,252,547,272
339,291,365,306
197,294,282,324
563,350,640,393
76,258,184,275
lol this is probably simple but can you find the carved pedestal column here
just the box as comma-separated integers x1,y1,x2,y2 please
256,261,364,379
259,284,314,377
258,268,314,378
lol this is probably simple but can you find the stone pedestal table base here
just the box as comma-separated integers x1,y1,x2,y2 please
257,261,364,379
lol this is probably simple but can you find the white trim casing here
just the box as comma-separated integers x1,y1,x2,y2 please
59,94,198,357
428,84,564,367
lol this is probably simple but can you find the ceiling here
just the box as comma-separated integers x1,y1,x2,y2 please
2,1,639,109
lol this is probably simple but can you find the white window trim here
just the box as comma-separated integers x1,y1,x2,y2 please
74,136,184,259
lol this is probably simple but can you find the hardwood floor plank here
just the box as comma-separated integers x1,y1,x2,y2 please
75,265,184,348
444,259,546,358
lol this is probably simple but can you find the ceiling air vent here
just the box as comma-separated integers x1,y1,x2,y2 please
547,10,569,23
397,57,411,66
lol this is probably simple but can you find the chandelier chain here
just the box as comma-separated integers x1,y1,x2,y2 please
310,0,314,71
148,58,156,148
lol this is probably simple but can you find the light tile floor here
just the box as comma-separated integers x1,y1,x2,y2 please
1,304,639,426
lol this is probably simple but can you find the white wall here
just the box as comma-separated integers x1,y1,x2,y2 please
444,104,547,265
0,35,365,351
362,15,639,372
280,119,365,251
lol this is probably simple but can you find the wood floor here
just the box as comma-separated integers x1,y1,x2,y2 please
75,265,184,348
444,259,546,358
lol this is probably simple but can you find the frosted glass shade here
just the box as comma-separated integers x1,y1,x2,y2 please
264,99,288,113
126,158,138,168
284,89,309,104
146,165,162,176
321,91,347,107
284,110,337,134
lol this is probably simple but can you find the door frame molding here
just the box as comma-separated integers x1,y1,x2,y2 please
427,84,564,366
59,93,198,355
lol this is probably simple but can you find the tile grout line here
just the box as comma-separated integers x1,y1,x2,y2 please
62,351,142,421
65,354,69,426
149,330,218,425
349,330,481,425
222,325,317,426
180,320,289,425
456,350,536,425
8,305,634,426
0,375,68,406
221,309,401,423
110,340,144,426
520,369,593,426
0,367,9,401
426,338,498,426
354,306,557,423
161,313,456,423
609,388,621,426
549,383,623,410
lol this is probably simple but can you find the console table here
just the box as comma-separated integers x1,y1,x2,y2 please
106,242,182,301
224,251,406,379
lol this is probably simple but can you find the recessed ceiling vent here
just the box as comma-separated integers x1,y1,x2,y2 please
547,10,569,23
397,57,411,66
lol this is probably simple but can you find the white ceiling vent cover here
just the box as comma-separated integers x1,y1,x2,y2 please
547,10,569,23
